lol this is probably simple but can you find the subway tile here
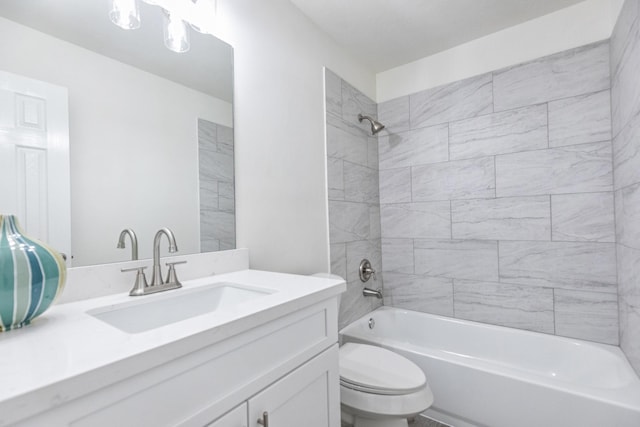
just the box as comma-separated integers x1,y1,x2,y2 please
199,179,219,211
201,239,220,252
198,119,217,149
380,167,412,204
330,243,347,280
367,136,379,169
613,109,640,190
199,148,234,182
384,272,453,316
327,157,344,200
449,104,547,160
495,141,613,197
499,241,617,293
493,41,610,111
612,19,640,137
551,193,615,243
342,79,377,124
217,124,234,146
370,205,381,240
617,244,640,372
379,124,449,170
381,202,451,239
218,182,235,213
451,196,550,241
414,239,499,282
344,162,379,204
554,289,619,345
326,115,369,167
413,157,495,201
200,211,235,243
453,280,554,333
610,0,639,78
381,239,415,274
325,68,342,118
219,239,235,251
615,182,640,250
378,96,410,134
548,90,612,147
328,201,370,243
410,73,493,128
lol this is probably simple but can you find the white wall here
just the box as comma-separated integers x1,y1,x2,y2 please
0,17,232,266
377,0,624,102
211,0,376,274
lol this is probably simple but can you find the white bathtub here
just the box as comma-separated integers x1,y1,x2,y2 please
339,306,640,427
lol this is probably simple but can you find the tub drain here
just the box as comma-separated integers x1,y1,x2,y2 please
368,318,375,329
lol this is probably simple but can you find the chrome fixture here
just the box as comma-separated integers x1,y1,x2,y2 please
368,317,375,329
257,411,269,426
117,228,139,260
122,265,149,296
108,0,217,54
359,259,376,282
358,113,385,135
151,228,179,286
121,228,185,296
363,287,383,299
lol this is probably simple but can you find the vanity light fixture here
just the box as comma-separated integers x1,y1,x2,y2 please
108,0,217,53
108,0,141,30
163,10,191,53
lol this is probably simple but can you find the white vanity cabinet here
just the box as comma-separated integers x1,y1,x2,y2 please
248,345,339,427
206,404,247,427
7,295,341,427
207,345,339,427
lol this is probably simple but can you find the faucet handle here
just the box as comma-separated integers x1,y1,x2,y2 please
165,261,186,287
121,266,148,296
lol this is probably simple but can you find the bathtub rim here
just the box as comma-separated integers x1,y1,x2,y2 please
339,306,640,412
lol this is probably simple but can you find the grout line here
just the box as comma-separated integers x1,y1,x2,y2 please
549,195,554,241
552,288,557,335
546,102,550,148
450,200,453,239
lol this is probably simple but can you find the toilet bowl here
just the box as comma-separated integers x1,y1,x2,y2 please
339,342,434,427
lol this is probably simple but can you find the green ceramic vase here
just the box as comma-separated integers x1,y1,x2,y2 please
0,215,66,331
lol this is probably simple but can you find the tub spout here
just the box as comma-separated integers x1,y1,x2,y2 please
363,287,382,299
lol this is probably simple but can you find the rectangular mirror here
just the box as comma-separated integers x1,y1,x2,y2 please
0,0,234,267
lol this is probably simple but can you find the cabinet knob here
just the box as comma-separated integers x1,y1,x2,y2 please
257,411,269,427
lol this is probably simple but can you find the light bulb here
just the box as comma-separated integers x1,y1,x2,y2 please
163,10,190,53
109,0,141,30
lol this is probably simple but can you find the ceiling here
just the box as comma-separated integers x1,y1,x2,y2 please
289,0,586,73
0,0,233,102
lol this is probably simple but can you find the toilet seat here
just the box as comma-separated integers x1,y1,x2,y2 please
340,343,426,395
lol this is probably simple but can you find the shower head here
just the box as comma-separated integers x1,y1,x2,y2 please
358,114,385,135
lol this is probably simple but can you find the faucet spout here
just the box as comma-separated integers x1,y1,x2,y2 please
150,228,178,286
117,228,139,260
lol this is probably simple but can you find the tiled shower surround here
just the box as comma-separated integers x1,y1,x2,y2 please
198,118,236,252
325,70,383,330
377,41,618,345
612,0,640,374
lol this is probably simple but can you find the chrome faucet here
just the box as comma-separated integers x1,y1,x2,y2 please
151,228,178,286
121,228,185,296
117,229,138,260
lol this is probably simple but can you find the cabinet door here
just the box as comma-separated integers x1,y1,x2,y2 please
248,344,339,427
207,403,247,427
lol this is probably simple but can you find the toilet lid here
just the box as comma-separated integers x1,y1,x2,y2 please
339,343,426,395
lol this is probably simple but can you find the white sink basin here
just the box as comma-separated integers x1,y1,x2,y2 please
88,282,274,333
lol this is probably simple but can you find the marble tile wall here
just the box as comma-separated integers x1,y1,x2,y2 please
325,69,383,330
378,41,619,344
611,0,640,374
198,119,236,252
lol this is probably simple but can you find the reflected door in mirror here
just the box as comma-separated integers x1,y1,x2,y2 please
0,71,71,264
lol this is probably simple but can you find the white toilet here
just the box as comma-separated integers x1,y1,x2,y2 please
339,342,434,427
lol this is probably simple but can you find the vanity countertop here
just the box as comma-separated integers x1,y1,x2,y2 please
0,269,345,425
